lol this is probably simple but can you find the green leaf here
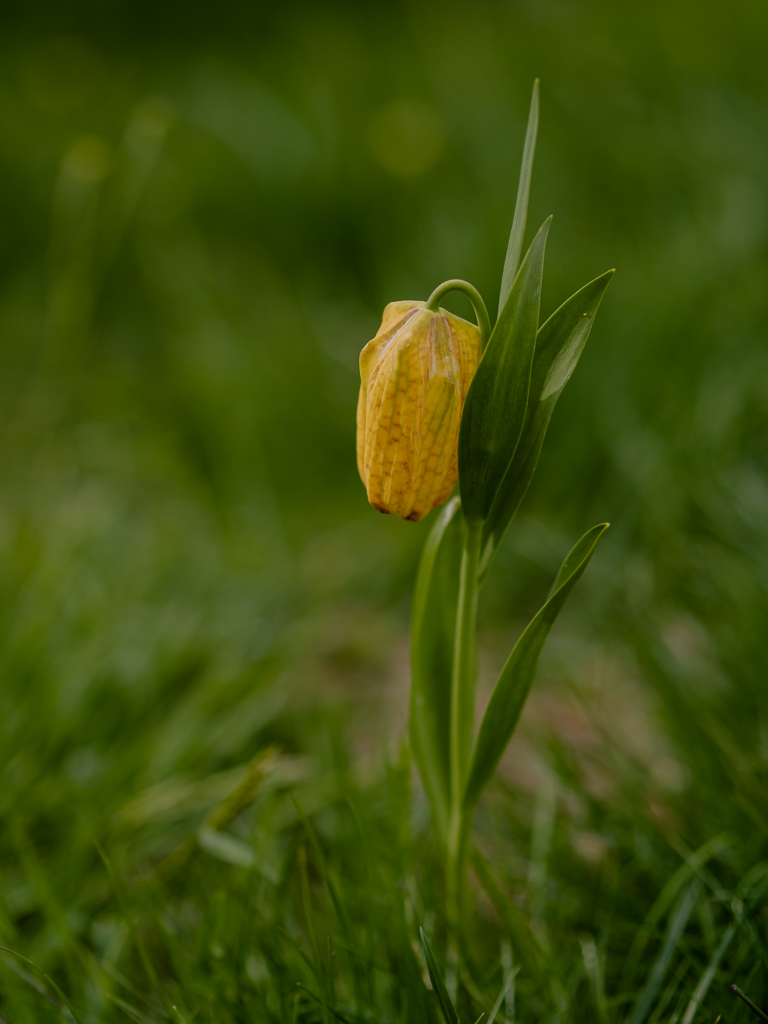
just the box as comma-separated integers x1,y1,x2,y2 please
459,219,550,525
621,833,733,990
480,271,614,576
95,840,176,1022
732,986,768,1023
292,796,350,938
463,523,608,810
628,879,702,1024
0,945,87,1024
487,979,512,1024
498,79,540,318
106,994,161,1024
471,850,573,1016
470,850,548,979
420,927,460,1024
410,497,462,845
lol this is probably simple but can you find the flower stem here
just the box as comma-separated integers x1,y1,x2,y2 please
426,279,492,348
446,518,481,935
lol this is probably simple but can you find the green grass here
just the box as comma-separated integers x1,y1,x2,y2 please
2,0,768,1020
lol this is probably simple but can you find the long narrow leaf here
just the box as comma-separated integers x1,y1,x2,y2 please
487,978,513,1024
622,833,733,989
0,946,86,1024
463,523,608,809
296,983,355,1024
732,986,768,1022
498,80,540,317
106,993,161,1024
470,852,546,979
480,270,614,575
410,497,462,845
459,219,550,524
292,796,349,937
471,851,570,1014
420,928,460,1024
680,917,739,1024
628,879,702,1024
95,841,174,1022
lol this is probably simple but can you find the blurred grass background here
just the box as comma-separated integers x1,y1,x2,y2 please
3,0,768,1021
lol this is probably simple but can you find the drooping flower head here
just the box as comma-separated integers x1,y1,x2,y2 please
357,300,481,521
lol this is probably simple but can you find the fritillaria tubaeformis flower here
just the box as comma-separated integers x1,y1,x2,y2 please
356,300,481,521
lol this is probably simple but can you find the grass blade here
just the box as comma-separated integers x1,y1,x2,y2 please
498,80,540,317
107,993,162,1024
296,983,356,1024
292,796,349,937
471,850,569,1015
297,845,329,1023
487,977,513,1024
471,850,546,979
732,985,768,1021
463,523,608,810
680,917,739,1024
621,833,733,989
95,840,174,1022
278,927,329,998
580,937,608,1024
459,220,550,525
628,878,702,1024
420,927,460,1024
0,946,85,1024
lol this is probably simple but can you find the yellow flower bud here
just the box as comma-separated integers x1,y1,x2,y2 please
357,300,481,521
